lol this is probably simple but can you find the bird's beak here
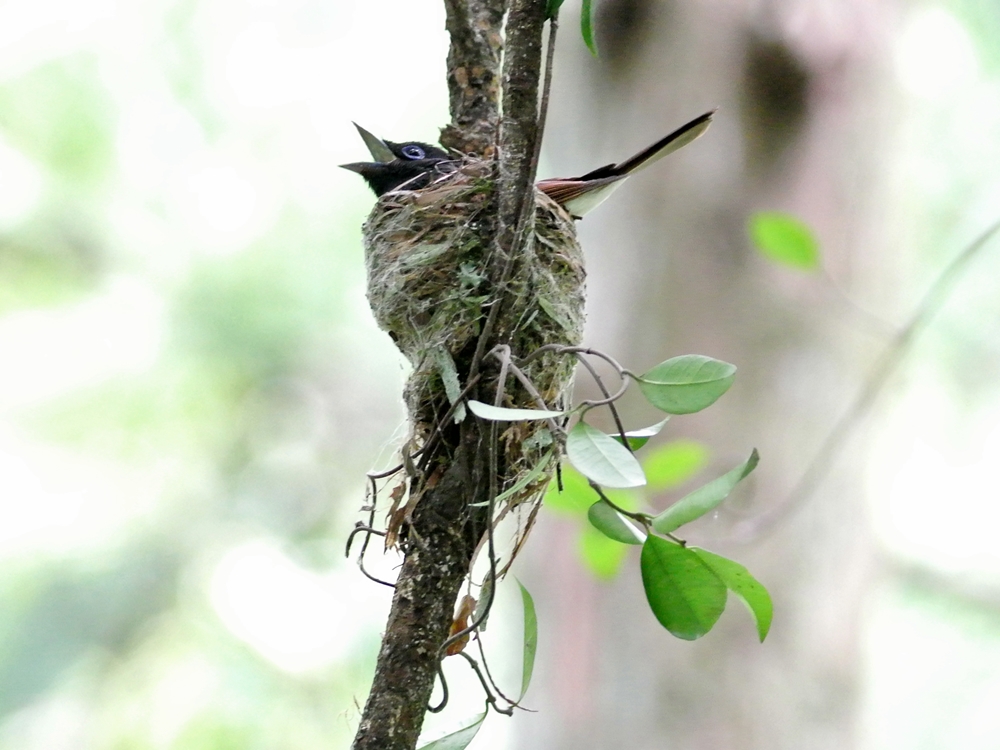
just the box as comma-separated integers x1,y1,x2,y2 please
339,162,372,174
353,122,395,163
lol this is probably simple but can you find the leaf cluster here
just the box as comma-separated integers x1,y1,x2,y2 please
469,353,771,643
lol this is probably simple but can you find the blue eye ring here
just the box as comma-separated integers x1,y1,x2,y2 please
401,144,426,160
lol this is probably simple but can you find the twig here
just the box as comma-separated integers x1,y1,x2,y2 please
469,8,558,388
521,344,628,375
492,346,568,438
738,218,1000,539
427,661,450,713
440,362,512,657
345,524,395,588
588,480,653,530
819,267,899,338
346,476,397,587
532,15,559,184
572,353,631,449
459,650,515,715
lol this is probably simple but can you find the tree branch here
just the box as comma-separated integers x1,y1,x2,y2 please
352,427,489,750
497,0,547,233
441,0,504,156
352,4,553,748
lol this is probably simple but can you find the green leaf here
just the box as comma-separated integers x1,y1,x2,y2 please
579,525,629,579
610,418,669,450
637,355,736,415
566,421,646,488
651,449,759,534
467,400,565,421
545,465,639,516
587,501,644,545
543,464,596,515
692,549,773,642
433,348,466,423
471,451,553,507
749,211,820,270
642,439,709,491
546,0,566,19
640,536,727,640
417,713,486,750
517,581,538,699
581,0,597,56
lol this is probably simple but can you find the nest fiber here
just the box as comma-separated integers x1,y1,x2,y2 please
362,160,586,507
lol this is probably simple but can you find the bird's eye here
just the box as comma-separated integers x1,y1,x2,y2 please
401,144,426,160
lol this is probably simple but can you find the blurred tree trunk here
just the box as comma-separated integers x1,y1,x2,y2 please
520,1,895,748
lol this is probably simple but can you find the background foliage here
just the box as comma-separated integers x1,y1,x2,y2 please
1,1,1000,749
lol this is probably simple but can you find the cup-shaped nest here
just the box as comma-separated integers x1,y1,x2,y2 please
361,160,586,510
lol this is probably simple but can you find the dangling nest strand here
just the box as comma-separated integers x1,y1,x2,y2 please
362,159,585,523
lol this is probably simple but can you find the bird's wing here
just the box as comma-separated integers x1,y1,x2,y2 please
537,175,627,218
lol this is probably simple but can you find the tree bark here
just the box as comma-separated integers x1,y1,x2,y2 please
497,0,547,229
441,0,503,156
352,429,488,750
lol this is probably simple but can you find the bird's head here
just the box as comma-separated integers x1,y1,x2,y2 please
340,124,453,196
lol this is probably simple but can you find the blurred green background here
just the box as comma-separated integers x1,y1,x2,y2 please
0,1,440,746
1,1,999,749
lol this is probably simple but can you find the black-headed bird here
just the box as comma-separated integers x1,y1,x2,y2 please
341,111,713,219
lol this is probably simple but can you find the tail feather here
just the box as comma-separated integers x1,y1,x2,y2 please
577,110,714,180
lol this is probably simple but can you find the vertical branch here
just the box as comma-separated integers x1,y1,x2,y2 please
466,0,547,379
352,432,487,750
352,4,552,750
497,0,548,233
441,0,504,156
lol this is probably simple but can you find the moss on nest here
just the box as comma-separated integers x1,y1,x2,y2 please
361,159,586,510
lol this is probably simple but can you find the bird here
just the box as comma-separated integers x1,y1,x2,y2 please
340,111,714,219
340,126,456,197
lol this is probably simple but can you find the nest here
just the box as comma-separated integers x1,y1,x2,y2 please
362,159,586,514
